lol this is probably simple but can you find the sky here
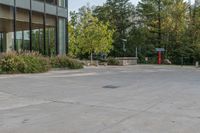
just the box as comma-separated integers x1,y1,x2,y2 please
69,0,195,12
69,0,140,11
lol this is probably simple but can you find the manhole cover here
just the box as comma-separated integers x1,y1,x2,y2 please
103,85,120,89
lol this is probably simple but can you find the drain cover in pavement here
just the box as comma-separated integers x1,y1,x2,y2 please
103,85,120,89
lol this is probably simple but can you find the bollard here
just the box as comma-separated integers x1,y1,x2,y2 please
196,61,199,68
96,61,99,67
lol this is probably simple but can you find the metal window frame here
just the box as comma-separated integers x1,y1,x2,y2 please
8,0,68,55
29,0,32,51
48,28,50,56
43,0,46,55
13,0,17,51
22,30,24,49
0,33,3,52
55,2,59,55
65,0,68,54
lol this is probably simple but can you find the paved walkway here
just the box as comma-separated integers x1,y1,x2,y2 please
0,65,200,133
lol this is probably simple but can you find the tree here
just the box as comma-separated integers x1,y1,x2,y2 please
77,12,114,63
68,7,114,62
68,11,80,57
137,0,189,63
93,0,135,57
68,0,200,65
188,3,200,62
68,22,79,57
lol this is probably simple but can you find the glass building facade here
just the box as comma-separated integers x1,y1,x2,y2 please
0,0,68,55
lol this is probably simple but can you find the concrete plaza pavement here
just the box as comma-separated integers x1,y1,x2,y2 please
0,65,200,133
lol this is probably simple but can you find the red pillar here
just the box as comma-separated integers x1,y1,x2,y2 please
158,51,162,64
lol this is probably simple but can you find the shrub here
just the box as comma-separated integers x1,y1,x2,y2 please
107,57,120,66
0,52,50,74
0,52,23,73
19,54,50,73
50,56,83,69
0,52,83,74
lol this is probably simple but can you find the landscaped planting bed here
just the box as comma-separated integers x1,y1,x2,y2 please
0,52,83,74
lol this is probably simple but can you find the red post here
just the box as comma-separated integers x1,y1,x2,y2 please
158,51,162,64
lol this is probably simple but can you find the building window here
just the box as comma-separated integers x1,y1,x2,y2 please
34,0,58,6
34,0,44,2
32,11,44,54
16,8,30,52
46,14,56,56
58,0,66,7
0,0,67,55
0,5,14,52
46,0,57,5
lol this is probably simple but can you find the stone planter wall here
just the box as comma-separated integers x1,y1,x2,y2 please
115,57,138,66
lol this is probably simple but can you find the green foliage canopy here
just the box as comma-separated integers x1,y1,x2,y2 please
69,0,200,64
69,8,114,59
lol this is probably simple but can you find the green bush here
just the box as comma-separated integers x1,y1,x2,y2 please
107,57,120,66
50,56,83,69
0,53,22,73
0,52,50,74
19,53,50,73
0,52,83,74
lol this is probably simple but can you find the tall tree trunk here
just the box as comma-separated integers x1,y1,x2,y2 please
158,0,162,47
90,52,93,64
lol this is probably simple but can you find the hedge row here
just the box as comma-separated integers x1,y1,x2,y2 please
0,52,83,74
50,56,83,69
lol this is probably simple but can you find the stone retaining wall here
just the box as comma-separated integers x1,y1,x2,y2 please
115,57,138,66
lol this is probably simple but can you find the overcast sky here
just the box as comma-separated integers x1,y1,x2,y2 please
69,0,140,11
69,0,195,12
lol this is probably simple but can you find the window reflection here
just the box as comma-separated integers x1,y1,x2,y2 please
16,8,30,52
46,0,57,5
34,0,44,2
0,5,14,52
46,15,56,56
32,12,44,54
58,0,65,7
0,0,67,55
34,0,58,5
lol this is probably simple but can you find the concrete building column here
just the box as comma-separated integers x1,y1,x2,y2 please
3,32,13,52
58,18,66,55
